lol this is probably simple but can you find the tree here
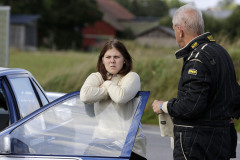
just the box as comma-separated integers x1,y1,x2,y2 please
165,0,185,8
1,0,102,50
40,0,102,50
223,5,240,40
203,13,223,35
217,0,236,9
159,16,172,27
116,0,169,17
159,0,186,27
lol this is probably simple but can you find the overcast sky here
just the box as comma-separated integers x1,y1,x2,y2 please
180,0,240,10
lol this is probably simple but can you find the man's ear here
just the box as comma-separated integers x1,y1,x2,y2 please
180,29,184,38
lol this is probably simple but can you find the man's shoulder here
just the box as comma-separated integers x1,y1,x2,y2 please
190,43,221,65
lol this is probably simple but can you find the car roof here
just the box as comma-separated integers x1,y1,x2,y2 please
0,67,31,77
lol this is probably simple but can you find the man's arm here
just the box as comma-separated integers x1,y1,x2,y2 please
167,60,211,119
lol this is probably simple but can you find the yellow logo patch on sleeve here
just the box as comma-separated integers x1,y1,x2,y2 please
207,35,215,41
188,69,197,75
191,42,198,49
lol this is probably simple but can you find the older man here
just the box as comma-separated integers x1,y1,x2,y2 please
152,4,239,160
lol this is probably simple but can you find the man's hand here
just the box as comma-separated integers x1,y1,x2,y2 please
152,100,164,114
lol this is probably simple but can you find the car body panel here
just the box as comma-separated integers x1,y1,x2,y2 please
46,92,66,102
0,155,81,160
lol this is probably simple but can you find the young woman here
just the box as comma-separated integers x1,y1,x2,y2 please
80,39,147,160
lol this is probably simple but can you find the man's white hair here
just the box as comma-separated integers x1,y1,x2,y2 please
172,4,204,36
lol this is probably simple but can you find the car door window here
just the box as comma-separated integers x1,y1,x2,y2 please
9,93,142,157
9,77,40,117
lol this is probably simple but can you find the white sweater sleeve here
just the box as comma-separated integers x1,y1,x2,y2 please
80,72,108,103
102,72,141,104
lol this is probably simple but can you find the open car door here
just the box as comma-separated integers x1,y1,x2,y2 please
0,91,150,160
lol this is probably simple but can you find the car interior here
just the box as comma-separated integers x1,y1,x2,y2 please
0,82,9,131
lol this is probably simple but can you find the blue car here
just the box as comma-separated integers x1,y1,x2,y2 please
0,67,150,160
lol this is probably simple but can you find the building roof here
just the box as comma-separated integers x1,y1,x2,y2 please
96,0,135,30
10,15,40,24
120,17,160,36
96,0,135,20
136,25,175,38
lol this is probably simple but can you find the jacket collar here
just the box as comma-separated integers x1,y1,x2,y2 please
175,32,215,59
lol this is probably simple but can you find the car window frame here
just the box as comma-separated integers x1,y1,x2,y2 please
30,77,49,106
121,91,150,157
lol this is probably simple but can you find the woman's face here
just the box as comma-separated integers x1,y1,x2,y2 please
102,48,124,75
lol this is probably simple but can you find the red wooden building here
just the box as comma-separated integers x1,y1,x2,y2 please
82,0,135,49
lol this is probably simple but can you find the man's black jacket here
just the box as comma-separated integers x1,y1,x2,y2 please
167,32,239,126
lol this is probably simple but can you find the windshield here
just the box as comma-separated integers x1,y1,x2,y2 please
9,93,141,157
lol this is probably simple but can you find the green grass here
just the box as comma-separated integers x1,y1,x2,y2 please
8,40,240,130
9,50,98,93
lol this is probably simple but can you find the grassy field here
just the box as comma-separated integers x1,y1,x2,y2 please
9,40,240,130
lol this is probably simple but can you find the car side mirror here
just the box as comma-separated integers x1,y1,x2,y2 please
0,134,11,153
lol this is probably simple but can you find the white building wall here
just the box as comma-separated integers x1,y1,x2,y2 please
0,6,10,67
